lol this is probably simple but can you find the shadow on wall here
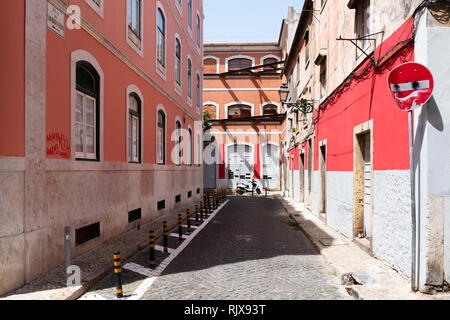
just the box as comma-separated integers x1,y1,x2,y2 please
414,96,444,172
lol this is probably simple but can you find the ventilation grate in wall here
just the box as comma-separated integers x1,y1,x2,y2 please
128,208,142,223
76,222,100,246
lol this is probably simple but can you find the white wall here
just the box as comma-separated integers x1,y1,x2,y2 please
414,9,450,290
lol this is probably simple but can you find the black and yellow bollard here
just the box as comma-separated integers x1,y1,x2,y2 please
163,221,168,253
113,251,123,298
200,201,204,220
149,231,155,269
195,205,200,226
178,214,183,242
187,209,192,234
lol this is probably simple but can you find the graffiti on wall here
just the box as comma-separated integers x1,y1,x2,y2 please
47,132,70,159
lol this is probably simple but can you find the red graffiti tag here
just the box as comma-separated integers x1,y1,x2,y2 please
46,132,70,159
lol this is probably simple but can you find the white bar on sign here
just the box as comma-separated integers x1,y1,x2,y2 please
390,80,429,92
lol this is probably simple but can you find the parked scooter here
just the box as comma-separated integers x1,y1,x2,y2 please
236,179,262,195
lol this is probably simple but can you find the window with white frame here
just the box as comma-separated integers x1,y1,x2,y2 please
188,128,192,166
128,93,141,163
157,8,166,69
157,110,166,164
196,133,201,167
75,62,100,160
187,58,192,99
128,0,141,37
188,0,192,30
262,104,278,116
196,14,201,48
228,104,251,119
175,120,182,165
304,30,310,65
228,58,252,71
175,38,182,87
320,58,327,99
85,0,104,18
355,0,370,54
196,73,200,111
175,0,182,14
262,57,278,72
127,0,142,52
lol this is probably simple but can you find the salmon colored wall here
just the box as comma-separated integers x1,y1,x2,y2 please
204,47,284,180
205,51,281,74
204,90,281,118
0,0,25,157
66,0,203,108
46,0,202,164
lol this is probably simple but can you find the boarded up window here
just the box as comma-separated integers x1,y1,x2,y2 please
262,104,278,116
204,104,217,119
228,58,252,71
204,58,218,74
228,104,251,119
263,58,278,71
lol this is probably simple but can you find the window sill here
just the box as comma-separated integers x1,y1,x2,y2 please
85,0,104,19
156,62,167,81
76,157,100,162
127,28,143,57
175,82,182,96
175,1,182,16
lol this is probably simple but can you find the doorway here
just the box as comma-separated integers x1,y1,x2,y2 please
299,151,305,204
307,139,313,207
227,144,253,189
262,144,280,190
319,142,327,220
353,122,373,248
290,156,295,199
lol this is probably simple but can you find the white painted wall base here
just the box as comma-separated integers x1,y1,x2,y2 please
326,171,353,238
372,170,412,278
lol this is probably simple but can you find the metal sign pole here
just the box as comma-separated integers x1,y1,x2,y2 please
388,62,434,293
408,110,417,292
64,226,70,286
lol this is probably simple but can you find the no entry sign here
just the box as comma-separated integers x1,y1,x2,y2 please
388,62,434,111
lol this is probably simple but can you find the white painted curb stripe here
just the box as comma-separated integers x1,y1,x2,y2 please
169,233,188,239
127,200,230,300
78,292,108,300
154,245,174,253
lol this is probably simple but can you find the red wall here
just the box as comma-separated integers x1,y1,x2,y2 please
289,18,414,172
0,0,25,157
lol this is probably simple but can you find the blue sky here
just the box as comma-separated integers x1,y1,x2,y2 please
204,0,305,44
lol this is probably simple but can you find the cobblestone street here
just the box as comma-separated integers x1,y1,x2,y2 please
80,196,351,300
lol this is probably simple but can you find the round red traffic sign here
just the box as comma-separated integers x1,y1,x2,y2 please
387,62,434,111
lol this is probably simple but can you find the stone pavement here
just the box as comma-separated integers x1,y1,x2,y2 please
275,194,448,300
0,200,205,300
80,196,351,300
